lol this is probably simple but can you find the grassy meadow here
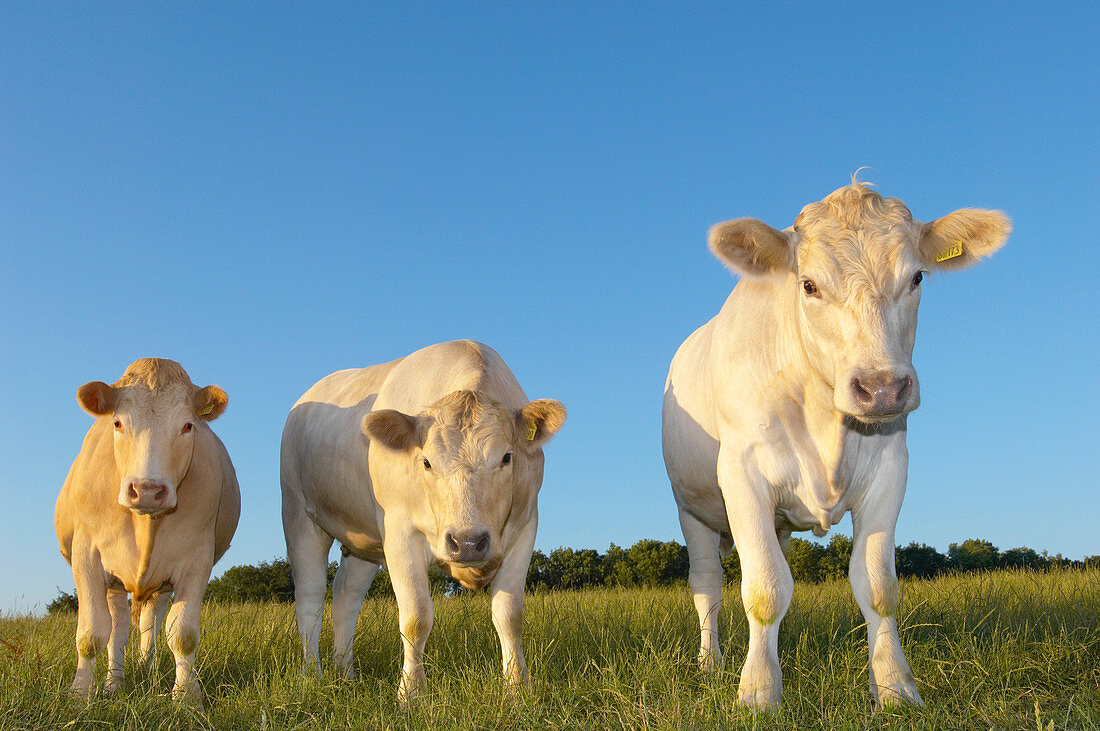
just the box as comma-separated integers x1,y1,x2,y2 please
1,569,1098,730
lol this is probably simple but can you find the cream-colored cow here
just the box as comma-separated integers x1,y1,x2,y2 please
663,183,1010,707
55,358,240,704
281,340,565,702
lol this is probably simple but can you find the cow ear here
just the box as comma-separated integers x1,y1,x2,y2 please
362,409,424,452
516,399,566,449
918,209,1011,270
194,385,228,421
77,381,117,417
708,218,795,276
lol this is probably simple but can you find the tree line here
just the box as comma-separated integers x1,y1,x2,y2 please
48,537,1099,613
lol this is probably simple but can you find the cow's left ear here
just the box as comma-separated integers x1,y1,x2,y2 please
362,410,425,452
918,208,1011,270
194,385,228,421
515,399,567,449
77,381,118,417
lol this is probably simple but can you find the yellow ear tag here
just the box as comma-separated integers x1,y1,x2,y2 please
199,404,214,417
525,419,537,441
935,240,964,263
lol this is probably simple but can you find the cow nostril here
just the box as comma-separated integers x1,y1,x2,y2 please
155,485,167,501
851,377,873,406
896,375,912,401
445,533,460,556
128,484,139,501
474,533,490,554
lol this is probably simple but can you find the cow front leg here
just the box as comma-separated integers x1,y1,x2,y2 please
679,506,724,672
283,488,334,674
70,553,110,698
138,592,170,670
385,533,433,705
850,454,923,707
723,463,791,709
103,590,130,693
489,520,537,687
164,562,213,707
331,552,379,679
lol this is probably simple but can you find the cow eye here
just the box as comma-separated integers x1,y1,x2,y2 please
802,279,819,296
501,452,512,466
422,458,431,471
911,271,924,287
183,422,194,433
113,419,123,432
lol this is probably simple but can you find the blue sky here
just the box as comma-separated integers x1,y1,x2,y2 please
1,4,1096,613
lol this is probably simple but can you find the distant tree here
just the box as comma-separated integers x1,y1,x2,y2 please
896,542,950,579
47,588,78,615
526,550,551,590
207,558,296,602
999,546,1048,570
626,540,688,586
785,538,826,582
820,534,853,580
603,543,636,587
948,539,999,572
1084,555,1100,570
548,547,604,590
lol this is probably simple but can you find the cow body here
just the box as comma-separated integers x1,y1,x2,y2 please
54,358,240,704
281,340,564,702
663,183,1009,707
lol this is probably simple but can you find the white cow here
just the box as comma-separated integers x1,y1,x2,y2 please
281,340,565,702
662,182,1010,707
55,358,240,704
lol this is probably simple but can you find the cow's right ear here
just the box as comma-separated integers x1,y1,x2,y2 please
77,381,118,417
708,218,795,276
362,410,424,452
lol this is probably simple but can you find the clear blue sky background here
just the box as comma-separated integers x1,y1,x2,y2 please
2,4,1096,613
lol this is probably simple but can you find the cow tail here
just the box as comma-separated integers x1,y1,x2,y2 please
131,594,144,628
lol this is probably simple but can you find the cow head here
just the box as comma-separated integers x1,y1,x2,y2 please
708,182,1010,423
77,358,227,516
362,391,565,588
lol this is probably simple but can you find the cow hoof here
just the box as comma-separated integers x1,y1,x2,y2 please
68,682,94,700
103,678,123,695
737,682,782,710
873,683,924,708
172,682,204,709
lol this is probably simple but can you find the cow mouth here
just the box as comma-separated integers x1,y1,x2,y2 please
127,504,177,518
446,559,502,590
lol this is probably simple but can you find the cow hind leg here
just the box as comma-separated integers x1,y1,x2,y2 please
138,592,171,670
283,489,334,674
331,551,378,679
679,507,724,672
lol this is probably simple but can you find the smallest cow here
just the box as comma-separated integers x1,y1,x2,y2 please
55,358,240,704
281,340,565,702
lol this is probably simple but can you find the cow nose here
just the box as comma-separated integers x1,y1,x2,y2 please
850,372,912,415
444,530,491,564
126,479,169,507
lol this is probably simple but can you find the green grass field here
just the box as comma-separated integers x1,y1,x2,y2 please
1,569,1097,730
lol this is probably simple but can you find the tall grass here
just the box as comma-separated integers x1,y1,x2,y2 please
1,569,1097,729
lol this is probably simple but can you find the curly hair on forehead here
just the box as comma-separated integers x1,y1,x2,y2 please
795,183,915,233
114,358,194,390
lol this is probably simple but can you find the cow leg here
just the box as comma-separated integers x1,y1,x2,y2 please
283,487,334,674
331,552,378,679
103,590,130,693
722,457,791,709
164,560,213,707
850,456,923,707
139,592,171,670
71,553,110,698
679,506,724,672
489,520,537,687
385,533,433,705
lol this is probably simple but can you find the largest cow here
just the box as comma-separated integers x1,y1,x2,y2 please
55,358,240,704
662,182,1009,707
281,340,565,702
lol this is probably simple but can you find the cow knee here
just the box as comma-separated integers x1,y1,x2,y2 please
169,627,198,656
400,613,430,646
77,631,104,659
870,576,899,617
